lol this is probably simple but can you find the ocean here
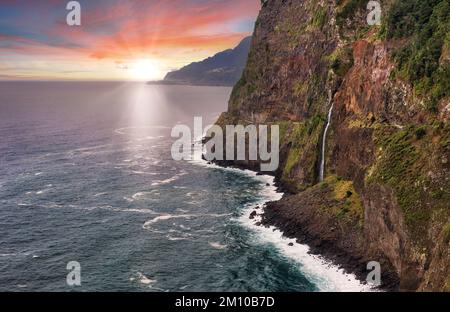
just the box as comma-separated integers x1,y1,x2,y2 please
0,82,370,292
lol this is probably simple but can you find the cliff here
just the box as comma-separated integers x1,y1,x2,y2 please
163,37,252,86
214,0,449,291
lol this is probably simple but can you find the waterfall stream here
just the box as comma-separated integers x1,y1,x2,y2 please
319,91,333,182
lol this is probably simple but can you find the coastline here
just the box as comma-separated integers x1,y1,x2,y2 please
192,149,377,291
223,164,400,291
260,197,399,291
238,175,375,292
147,80,235,87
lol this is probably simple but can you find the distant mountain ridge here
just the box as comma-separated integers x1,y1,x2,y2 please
161,36,252,86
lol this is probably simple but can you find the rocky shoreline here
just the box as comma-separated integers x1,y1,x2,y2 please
259,196,400,291
212,159,399,291
208,0,449,291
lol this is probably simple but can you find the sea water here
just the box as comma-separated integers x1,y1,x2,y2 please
0,82,370,292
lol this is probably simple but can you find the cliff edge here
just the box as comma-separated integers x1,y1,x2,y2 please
215,0,449,291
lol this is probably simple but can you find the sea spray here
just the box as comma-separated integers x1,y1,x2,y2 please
238,176,375,292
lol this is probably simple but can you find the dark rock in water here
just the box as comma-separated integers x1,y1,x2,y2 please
288,243,294,247
255,206,260,210
255,222,262,227
249,211,257,220
266,183,270,186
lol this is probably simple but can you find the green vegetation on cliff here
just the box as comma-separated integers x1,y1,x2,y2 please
277,117,325,191
336,0,367,27
367,122,450,245
218,0,449,290
321,176,364,226
384,0,450,111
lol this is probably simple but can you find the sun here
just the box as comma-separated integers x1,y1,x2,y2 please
129,59,161,81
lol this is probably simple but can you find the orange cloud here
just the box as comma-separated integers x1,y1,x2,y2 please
0,0,260,80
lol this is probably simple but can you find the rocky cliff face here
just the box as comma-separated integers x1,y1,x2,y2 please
215,0,449,291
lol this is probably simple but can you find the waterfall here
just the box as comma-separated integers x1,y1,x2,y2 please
319,91,333,182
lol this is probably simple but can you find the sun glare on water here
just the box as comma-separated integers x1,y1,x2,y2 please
129,59,162,81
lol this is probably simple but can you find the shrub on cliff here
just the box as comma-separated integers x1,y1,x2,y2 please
386,0,449,111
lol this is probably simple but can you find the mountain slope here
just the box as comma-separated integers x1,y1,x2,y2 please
163,36,252,86
214,0,449,291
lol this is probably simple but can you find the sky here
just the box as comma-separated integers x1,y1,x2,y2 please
0,0,260,81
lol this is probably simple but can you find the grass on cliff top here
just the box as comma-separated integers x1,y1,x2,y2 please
319,175,365,227
367,122,450,245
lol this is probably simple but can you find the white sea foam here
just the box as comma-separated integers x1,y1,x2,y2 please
116,208,157,214
167,235,191,241
136,272,156,285
190,140,373,292
35,184,54,195
151,171,187,186
242,211,375,291
209,242,227,250
132,192,145,200
134,190,160,200
143,214,195,228
123,196,134,203
0,253,17,257
0,251,37,258
142,213,231,229
130,170,158,176
238,182,375,292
